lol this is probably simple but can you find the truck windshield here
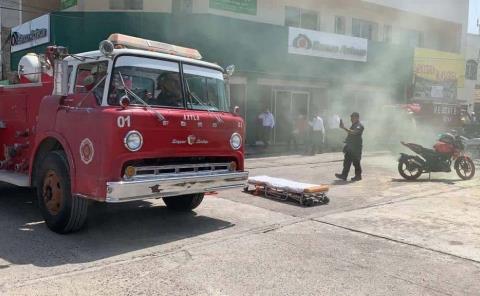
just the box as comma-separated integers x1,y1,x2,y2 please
109,56,183,108
183,64,229,112
109,56,229,112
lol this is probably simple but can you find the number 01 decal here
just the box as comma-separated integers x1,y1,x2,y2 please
117,116,131,128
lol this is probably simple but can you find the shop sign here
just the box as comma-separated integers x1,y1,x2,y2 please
288,27,368,62
209,0,257,15
61,0,77,9
11,14,50,53
413,48,465,101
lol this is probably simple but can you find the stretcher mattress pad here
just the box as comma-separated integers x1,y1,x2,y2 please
248,176,329,194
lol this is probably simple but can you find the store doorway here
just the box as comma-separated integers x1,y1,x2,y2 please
273,90,310,144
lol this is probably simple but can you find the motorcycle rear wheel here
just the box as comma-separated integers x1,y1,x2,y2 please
398,159,423,180
454,157,476,180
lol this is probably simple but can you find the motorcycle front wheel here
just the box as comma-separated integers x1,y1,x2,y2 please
398,159,423,180
454,157,476,180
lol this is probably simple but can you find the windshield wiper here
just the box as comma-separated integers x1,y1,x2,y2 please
184,80,223,123
117,71,165,122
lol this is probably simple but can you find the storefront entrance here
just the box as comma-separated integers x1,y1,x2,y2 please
273,90,310,144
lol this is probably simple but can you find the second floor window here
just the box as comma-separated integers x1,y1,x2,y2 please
173,0,193,14
384,25,392,43
110,0,143,10
398,28,424,47
335,16,346,34
466,60,478,81
285,6,319,31
352,18,378,41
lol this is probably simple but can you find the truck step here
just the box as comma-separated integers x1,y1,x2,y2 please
0,170,30,187
0,121,5,129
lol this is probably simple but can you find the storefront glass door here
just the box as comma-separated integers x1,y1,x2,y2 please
273,90,310,144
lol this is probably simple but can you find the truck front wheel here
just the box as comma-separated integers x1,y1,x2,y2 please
163,193,204,211
36,151,88,234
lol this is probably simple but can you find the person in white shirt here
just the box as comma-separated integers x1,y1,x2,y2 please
308,112,325,155
258,108,275,147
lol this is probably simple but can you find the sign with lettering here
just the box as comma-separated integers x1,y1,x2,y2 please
11,14,50,53
413,48,465,101
288,27,368,62
209,0,257,15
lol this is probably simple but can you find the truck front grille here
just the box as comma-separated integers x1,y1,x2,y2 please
121,157,238,180
124,162,234,180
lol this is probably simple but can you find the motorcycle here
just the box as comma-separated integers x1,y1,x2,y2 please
398,133,476,181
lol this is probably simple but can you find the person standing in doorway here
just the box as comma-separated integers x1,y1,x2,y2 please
295,113,308,152
335,112,364,181
258,108,275,148
309,111,325,155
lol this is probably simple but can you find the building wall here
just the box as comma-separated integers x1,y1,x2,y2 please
66,0,463,53
364,0,468,53
465,34,480,109
22,0,61,22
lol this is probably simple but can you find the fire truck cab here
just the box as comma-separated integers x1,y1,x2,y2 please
0,34,248,233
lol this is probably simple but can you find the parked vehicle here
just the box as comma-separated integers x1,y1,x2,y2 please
398,133,475,180
0,34,248,233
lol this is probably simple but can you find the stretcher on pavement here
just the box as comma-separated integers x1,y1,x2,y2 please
245,176,329,206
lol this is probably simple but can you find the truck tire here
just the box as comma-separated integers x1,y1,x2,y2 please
36,151,88,234
163,193,204,211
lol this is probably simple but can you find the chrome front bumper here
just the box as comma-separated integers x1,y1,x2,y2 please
106,171,248,203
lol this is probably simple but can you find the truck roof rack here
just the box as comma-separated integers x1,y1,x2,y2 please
108,33,203,60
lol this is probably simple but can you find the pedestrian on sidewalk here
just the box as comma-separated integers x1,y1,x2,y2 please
308,111,325,155
258,108,275,148
335,112,364,181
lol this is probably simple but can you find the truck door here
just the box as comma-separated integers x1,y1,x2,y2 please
54,61,110,196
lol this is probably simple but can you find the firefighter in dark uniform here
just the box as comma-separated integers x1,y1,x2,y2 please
335,112,364,181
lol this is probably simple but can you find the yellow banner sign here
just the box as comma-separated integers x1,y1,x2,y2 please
413,48,465,100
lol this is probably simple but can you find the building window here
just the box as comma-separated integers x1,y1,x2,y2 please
352,18,378,40
466,60,478,80
110,0,143,10
398,29,423,47
383,25,392,43
285,6,319,31
335,16,346,34
173,0,193,14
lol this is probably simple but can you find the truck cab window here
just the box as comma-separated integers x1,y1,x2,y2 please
75,61,109,105
109,56,182,108
183,64,228,112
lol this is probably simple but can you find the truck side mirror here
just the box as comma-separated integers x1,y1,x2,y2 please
53,60,69,97
233,106,240,115
225,65,235,77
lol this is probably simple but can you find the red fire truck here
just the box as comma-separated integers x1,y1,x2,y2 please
0,34,248,233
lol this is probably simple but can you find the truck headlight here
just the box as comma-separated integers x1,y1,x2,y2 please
230,133,242,150
124,130,143,152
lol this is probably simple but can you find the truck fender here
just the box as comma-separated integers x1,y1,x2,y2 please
30,132,77,192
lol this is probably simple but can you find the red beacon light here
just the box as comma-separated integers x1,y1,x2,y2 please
106,33,203,60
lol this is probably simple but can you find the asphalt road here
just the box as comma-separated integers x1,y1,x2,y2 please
0,152,479,295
